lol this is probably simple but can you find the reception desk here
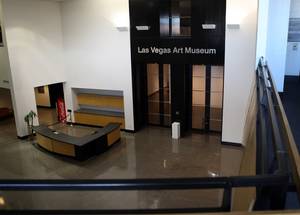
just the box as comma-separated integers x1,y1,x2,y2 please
33,123,121,161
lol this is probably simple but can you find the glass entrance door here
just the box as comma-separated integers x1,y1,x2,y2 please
210,66,224,131
147,63,171,126
145,63,223,131
192,65,206,129
192,65,224,132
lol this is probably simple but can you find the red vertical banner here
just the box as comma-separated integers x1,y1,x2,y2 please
57,97,67,123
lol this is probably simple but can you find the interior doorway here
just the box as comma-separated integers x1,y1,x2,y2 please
192,65,224,132
0,88,14,121
147,63,171,127
34,82,65,125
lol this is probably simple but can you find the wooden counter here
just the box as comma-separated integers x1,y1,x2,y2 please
33,123,121,161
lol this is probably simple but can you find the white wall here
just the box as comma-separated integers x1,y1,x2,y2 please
265,0,291,91
1,0,66,136
256,0,270,63
0,2,10,89
285,0,300,76
222,0,258,144
61,0,134,130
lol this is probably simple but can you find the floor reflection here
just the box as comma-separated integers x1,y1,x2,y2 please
0,117,243,210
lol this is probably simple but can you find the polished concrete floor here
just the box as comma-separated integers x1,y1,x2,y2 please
0,114,243,210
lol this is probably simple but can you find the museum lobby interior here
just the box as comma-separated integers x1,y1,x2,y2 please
0,0,300,214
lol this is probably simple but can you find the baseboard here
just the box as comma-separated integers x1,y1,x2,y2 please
122,129,135,133
17,133,36,140
17,135,29,140
221,141,243,147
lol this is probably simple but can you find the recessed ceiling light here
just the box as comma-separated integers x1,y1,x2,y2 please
136,26,151,31
116,27,129,32
202,24,216,30
227,24,240,29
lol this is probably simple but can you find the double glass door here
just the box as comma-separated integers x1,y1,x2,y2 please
145,63,223,132
147,64,171,126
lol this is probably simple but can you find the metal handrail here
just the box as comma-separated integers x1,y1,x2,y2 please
259,57,300,202
0,175,288,191
257,60,289,174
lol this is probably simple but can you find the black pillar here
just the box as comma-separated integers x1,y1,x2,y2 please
171,64,188,135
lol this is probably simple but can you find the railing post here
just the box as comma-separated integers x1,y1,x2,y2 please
254,186,270,210
221,183,232,211
269,183,288,210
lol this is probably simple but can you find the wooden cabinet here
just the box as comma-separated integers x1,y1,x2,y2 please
73,89,125,129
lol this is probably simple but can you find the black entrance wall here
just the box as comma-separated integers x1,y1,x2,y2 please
129,0,226,65
130,0,226,132
132,64,148,130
